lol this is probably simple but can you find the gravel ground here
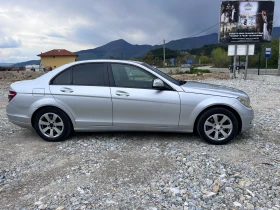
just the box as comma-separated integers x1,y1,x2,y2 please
0,78,280,210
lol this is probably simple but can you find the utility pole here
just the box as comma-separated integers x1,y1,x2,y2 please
278,37,280,76
244,44,249,80
163,39,166,68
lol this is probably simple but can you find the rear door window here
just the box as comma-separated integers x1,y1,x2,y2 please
72,63,105,86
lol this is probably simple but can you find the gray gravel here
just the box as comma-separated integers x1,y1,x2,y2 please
0,79,280,209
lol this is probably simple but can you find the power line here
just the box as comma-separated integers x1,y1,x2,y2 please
187,23,219,38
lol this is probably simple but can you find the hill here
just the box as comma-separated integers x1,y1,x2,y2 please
77,39,153,60
12,60,40,67
0,63,15,67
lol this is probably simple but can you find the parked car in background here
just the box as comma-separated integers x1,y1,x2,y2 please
228,62,245,71
7,60,254,145
181,64,192,69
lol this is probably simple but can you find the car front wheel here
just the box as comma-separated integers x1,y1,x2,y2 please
34,107,73,142
197,108,238,145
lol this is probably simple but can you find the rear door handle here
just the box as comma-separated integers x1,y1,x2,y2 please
115,90,129,97
60,87,73,93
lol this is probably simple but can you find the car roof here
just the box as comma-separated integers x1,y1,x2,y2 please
72,59,144,65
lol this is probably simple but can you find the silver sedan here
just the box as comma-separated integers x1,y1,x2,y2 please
6,60,254,144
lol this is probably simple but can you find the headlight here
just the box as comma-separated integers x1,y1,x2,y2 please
238,97,250,108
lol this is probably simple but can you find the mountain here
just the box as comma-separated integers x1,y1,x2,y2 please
12,60,40,67
76,33,218,60
77,39,153,60
166,33,218,51
0,63,15,67
12,27,280,66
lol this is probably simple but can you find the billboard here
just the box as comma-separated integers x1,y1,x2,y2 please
228,45,255,56
219,1,275,44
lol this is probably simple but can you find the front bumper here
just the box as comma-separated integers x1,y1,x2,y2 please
241,112,254,131
232,101,254,132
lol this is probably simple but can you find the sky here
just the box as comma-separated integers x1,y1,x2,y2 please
0,0,279,63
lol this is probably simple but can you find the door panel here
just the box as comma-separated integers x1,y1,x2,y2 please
111,87,180,127
50,86,112,127
49,63,112,127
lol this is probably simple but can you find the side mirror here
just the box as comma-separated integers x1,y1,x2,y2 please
153,79,165,89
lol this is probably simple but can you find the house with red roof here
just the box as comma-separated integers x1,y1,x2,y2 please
38,49,78,70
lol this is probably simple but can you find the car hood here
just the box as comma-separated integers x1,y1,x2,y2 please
181,81,248,98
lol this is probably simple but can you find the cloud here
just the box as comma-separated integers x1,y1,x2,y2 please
0,37,22,48
0,0,279,63
46,32,65,39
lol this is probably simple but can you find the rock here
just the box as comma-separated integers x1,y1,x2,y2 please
34,201,42,206
170,187,180,196
213,185,220,193
225,187,234,193
246,189,255,197
206,192,216,197
233,201,242,207
38,204,47,210
56,206,65,210
187,167,194,175
206,179,213,186
246,203,254,209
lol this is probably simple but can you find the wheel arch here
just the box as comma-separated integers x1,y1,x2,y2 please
31,105,75,128
193,105,242,134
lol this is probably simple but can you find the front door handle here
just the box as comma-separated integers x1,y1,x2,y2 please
115,90,130,97
60,87,73,93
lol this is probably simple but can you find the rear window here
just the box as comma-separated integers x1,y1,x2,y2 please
52,69,71,85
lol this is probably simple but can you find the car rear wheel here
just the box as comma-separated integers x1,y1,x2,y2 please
197,108,238,145
34,107,73,142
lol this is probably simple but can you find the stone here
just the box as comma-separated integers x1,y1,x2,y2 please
206,179,213,186
56,206,65,210
233,202,242,207
170,187,180,197
187,167,194,175
213,185,220,193
225,187,234,193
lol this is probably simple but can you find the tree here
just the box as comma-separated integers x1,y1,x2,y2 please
260,38,279,69
199,56,211,64
211,48,229,68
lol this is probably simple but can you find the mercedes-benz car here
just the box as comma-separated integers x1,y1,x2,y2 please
6,60,254,145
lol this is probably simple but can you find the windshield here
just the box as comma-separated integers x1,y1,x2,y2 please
140,63,181,86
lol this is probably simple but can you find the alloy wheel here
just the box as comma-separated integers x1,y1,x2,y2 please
204,114,233,141
38,113,64,138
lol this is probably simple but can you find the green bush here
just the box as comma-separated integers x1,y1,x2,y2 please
185,69,211,74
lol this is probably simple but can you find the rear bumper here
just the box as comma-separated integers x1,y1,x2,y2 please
6,101,33,128
7,113,32,128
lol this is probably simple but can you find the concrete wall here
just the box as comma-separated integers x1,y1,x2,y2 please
40,56,77,69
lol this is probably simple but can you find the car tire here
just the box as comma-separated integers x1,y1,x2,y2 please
34,107,73,142
197,108,238,145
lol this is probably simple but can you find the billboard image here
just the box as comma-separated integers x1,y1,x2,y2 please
219,1,275,44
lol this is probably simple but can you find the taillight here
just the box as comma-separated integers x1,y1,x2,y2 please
8,90,17,102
